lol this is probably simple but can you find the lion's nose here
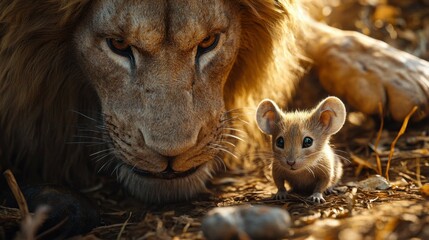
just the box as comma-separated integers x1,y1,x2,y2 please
153,142,194,157
140,128,199,157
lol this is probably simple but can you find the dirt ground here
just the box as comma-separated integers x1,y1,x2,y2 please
83,1,429,239
82,119,429,239
3,0,429,239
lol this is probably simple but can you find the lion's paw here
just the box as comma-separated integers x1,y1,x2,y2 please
314,30,429,122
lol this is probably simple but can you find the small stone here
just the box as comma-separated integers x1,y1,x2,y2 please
202,205,291,240
357,175,391,190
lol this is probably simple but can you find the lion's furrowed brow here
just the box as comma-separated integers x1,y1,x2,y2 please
167,0,230,51
90,0,232,53
90,0,167,52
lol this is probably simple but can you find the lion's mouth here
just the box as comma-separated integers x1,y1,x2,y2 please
131,164,201,179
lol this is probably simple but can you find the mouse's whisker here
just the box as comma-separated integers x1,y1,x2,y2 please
313,162,330,177
332,149,349,154
305,166,315,178
305,150,324,159
334,153,351,164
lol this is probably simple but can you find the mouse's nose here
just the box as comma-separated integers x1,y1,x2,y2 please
287,160,295,166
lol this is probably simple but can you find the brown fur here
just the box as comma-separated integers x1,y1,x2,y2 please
0,0,98,187
0,0,302,201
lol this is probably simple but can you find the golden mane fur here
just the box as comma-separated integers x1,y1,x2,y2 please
0,0,302,187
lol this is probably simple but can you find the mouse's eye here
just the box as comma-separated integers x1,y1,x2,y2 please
275,136,285,149
302,136,313,148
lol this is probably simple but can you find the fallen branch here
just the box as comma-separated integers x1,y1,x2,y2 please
3,169,29,218
0,205,21,225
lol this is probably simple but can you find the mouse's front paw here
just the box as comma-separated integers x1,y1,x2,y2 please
325,187,338,195
309,192,325,204
274,190,288,200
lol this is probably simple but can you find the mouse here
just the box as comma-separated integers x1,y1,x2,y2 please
255,96,346,203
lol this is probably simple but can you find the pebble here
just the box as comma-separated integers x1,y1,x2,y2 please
202,205,291,240
357,175,391,190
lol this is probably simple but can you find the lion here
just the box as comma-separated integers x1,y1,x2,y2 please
1,0,428,204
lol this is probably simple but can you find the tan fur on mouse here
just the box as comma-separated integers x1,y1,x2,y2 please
256,96,346,203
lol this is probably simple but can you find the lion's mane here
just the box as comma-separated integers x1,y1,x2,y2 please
0,0,301,187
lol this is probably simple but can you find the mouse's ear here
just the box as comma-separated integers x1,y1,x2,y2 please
256,99,281,135
312,96,346,135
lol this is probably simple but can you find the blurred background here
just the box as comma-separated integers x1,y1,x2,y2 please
306,0,429,60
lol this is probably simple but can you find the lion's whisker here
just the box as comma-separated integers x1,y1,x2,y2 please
214,155,227,172
221,127,248,136
72,135,110,142
66,141,107,145
90,148,114,157
97,157,115,173
112,160,123,177
220,133,246,143
71,110,102,123
215,140,237,149
93,152,115,163
220,116,250,125
76,129,108,134
222,107,256,114
209,144,239,159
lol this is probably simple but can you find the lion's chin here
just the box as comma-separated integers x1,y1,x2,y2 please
116,162,214,203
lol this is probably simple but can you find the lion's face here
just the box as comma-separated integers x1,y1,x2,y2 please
74,0,241,202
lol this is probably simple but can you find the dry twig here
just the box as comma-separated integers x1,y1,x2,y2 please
3,169,29,218
116,212,132,240
374,102,384,175
385,106,418,181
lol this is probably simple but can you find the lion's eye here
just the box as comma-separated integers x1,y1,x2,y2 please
302,136,313,148
197,33,220,56
106,38,134,61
